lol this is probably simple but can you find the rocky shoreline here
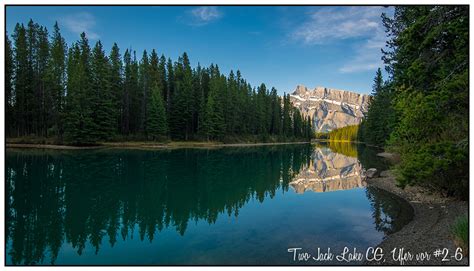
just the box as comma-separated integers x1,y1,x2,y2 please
365,170,468,265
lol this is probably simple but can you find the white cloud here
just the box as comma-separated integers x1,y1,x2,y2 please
292,7,384,44
291,6,392,73
188,6,222,26
339,28,387,73
60,12,99,40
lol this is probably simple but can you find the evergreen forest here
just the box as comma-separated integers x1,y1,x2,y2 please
358,6,468,199
5,20,313,145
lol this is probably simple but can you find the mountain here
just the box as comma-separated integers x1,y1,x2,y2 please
289,147,365,193
289,85,370,133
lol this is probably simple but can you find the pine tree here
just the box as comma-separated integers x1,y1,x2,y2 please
255,83,268,135
192,64,204,134
91,40,115,140
169,53,194,140
166,58,174,114
5,34,14,136
233,70,245,133
197,68,210,136
158,55,167,102
12,23,30,136
148,50,160,88
282,93,292,136
147,83,168,139
304,116,313,139
293,108,303,138
249,87,258,133
64,43,82,143
359,68,396,146
129,51,140,134
225,70,238,134
372,68,383,95
202,65,225,140
26,20,39,135
37,26,50,137
109,43,122,133
240,79,253,134
121,49,132,135
45,22,67,141
180,52,194,139
270,87,282,135
202,91,224,140
139,50,151,135
64,33,95,144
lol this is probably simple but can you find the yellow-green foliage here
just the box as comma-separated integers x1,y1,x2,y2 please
328,141,358,158
314,132,329,140
327,125,359,142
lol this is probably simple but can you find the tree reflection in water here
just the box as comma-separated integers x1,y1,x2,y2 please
6,146,312,264
5,144,412,265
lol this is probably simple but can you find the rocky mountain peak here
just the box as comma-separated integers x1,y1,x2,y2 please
294,84,309,95
289,85,370,133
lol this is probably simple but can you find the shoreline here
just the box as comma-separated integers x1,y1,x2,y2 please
6,141,311,150
365,170,468,265
311,139,364,144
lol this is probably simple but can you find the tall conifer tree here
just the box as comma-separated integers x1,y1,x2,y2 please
109,43,122,133
6,34,14,136
91,40,115,140
45,22,67,140
147,83,168,139
13,23,30,136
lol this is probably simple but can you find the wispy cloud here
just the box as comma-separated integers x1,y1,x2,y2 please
339,28,387,73
187,6,222,26
291,6,391,73
292,7,384,44
60,12,99,40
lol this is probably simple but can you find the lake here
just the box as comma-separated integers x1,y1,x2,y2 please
5,143,413,265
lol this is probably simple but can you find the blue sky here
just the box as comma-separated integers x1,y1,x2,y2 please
6,6,393,95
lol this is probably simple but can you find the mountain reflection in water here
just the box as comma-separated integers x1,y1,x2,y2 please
5,144,412,265
290,147,366,193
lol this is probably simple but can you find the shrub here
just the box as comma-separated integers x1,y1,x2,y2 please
452,214,468,254
396,142,468,199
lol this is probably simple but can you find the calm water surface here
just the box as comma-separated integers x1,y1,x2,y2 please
5,143,412,265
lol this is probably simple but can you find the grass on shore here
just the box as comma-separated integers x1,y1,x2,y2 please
452,214,468,255
6,135,310,149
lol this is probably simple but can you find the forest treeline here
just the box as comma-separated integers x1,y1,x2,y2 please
358,6,468,199
5,20,313,145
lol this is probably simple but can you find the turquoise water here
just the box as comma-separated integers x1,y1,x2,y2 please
5,144,412,265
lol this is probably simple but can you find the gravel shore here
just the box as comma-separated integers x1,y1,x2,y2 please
366,170,468,265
